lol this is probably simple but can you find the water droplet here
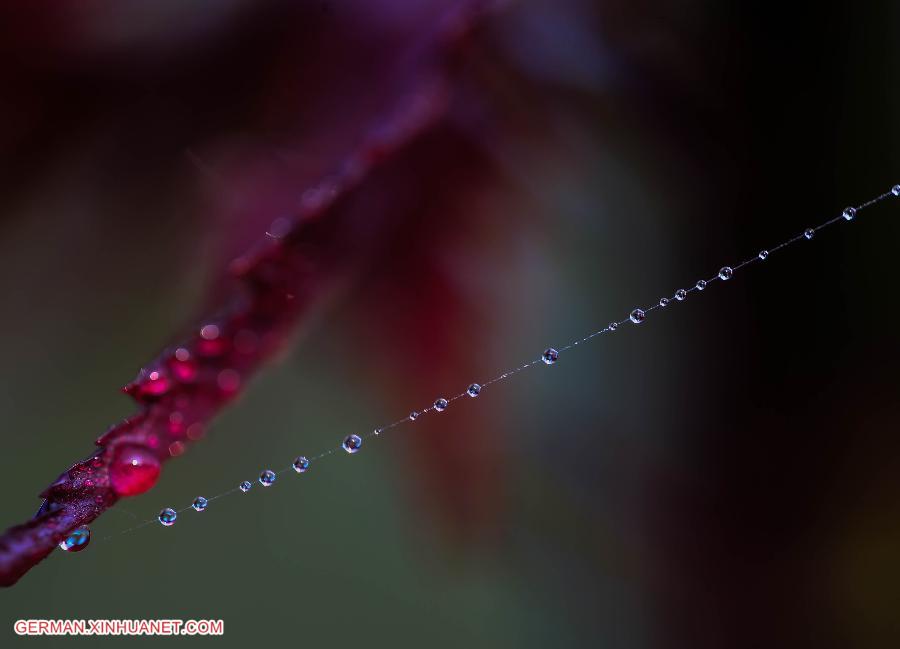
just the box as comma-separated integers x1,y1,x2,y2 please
169,348,197,382
59,526,90,552
373,428,382,436
804,228,815,240
168,441,186,457
342,434,362,454
695,280,707,291
675,289,687,301
198,324,227,356
541,348,559,365
134,368,171,399
200,324,219,340
259,470,276,486
168,412,185,436
891,185,900,197
659,297,669,308
467,383,482,397
433,398,449,411
217,368,241,393
109,445,161,497
266,217,291,239
758,250,769,260
192,496,208,512
629,309,645,324
240,481,252,492
158,508,177,526
719,266,733,281
842,207,856,221
409,411,420,421
292,457,310,473
608,322,618,331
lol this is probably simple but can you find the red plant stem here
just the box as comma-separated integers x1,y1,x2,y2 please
0,1,497,586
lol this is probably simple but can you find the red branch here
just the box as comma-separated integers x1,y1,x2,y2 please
0,2,493,587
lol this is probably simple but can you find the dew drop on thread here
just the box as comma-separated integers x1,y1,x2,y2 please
342,435,362,454
158,508,177,526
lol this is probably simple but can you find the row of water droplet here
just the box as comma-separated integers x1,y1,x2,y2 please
61,186,898,550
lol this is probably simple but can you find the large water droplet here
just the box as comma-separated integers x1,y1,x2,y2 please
467,383,482,397
541,348,559,365
109,445,161,497
433,398,449,411
192,496,208,512
292,457,310,473
342,435,362,454
59,526,91,552
158,508,177,526
259,470,276,486
239,481,252,492
842,207,856,221
804,228,815,240
630,309,645,324
719,266,733,281
675,289,687,301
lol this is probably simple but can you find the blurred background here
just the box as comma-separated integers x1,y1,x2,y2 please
1,0,899,647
